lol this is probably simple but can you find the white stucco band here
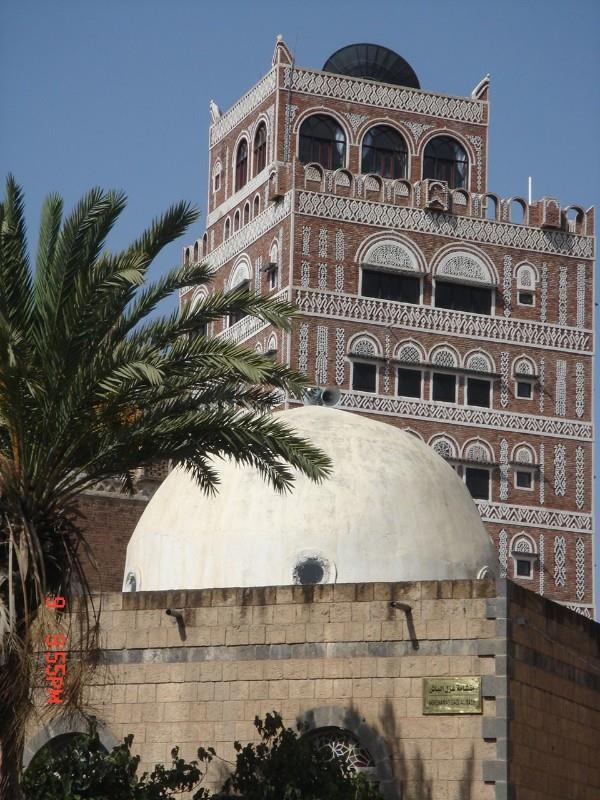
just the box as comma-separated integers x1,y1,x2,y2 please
124,406,497,591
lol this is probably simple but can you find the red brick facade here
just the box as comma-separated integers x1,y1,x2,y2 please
180,39,595,616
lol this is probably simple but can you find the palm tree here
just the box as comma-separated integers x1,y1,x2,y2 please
0,176,331,799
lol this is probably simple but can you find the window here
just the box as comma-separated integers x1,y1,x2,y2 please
224,218,230,240
515,469,533,490
516,380,532,399
516,559,532,578
467,378,490,408
269,267,278,290
213,168,221,192
352,362,377,393
361,125,407,178
233,210,240,232
253,122,267,175
397,368,421,398
299,114,346,170
432,372,456,403
229,280,249,326
362,269,420,304
518,291,534,306
435,280,492,315
243,203,250,226
423,136,469,189
253,195,260,217
235,139,248,191
465,467,490,500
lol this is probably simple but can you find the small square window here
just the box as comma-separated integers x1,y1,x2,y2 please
516,559,532,578
465,467,490,500
467,378,491,408
397,368,421,398
515,470,533,489
352,362,377,393
516,381,533,399
518,291,534,306
432,372,456,403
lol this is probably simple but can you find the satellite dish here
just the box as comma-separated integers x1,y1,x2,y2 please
321,387,341,407
304,387,323,405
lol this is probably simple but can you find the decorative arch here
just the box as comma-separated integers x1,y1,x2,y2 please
24,715,119,768
515,262,538,288
233,209,241,232
190,286,209,310
464,349,495,373
452,190,469,210
420,130,472,190
269,239,279,265
462,438,495,464
432,244,498,286
234,135,249,191
512,355,537,377
333,168,352,188
296,110,349,170
357,117,414,154
510,532,537,555
227,256,252,290
363,173,384,196
303,162,324,186
394,339,426,363
355,232,427,275
509,197,528,225
212,159,222,192
266,333,278,353
252,118,268,176
428,434,459,461
394,179,412,200
512,443,537,465
347,332,382,358
429,343,460,369
403,427,424,440
482,193,500,220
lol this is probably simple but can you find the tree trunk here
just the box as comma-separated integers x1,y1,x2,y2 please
0,648,27,800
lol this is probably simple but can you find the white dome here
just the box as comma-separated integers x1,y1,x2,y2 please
123,406,497,591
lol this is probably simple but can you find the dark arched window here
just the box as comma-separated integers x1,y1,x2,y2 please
299,114,346,170
224,218,230,240
253,195,260,217
233,210,240,232
235,139,248,191
423,136,468,189
361,125,407,178
253,122,267,175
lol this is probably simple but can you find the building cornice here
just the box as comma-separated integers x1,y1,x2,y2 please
210,69,277,147
475,500,592,534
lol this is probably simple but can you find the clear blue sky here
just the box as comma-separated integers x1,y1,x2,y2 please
1,0,599,609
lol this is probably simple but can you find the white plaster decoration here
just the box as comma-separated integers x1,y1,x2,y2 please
326,172,334,193
564,604,593,619
287,66,486,124
539,357,545,414
514,357,534,376
335,171,351,188
540,263,548,323
267,106,276,163
383,335,391,393
500,352,509,408
575,538,585,601
228,260,251,291
318,228,328,258
334,388,591,440
302,226,311,256
499,438,509,501
300,261,310,289
335,230,345,261
404,121,434,142
298,323,309,375
554,444,566,496
283,104,299,162
503,256,512,318
474,502,592,534
352,338,377,357
431,347,458,368
575,362,585,418
254,256,262,293
539,444,545,505
207,166,270,227
512,534,534,554
514,446,533,464
210,69,276,146
464,442,492,464
558,266,568,326
553,536,566,586
365,176,381,191
318,263,328,290
397,344,422,363
344,112,368,134
555,360,566,416
576,263,586,329
452,191,467,207
499,530,508,578
335,264,344,293
315,325,328,385
575,446,585,511
335,329,345,386
539,534,545,595
219,315,269,345
437,253,493,285
297,191,594,259
467,135,483,191
305,165,323,183
414,183,421,206
466,352,493,373
363,241,419,272
431,436,457,461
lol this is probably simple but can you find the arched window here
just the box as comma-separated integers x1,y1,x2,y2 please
310,728,376,778
299,114,346,170
253,194,260,217
243,202,250,226
201,233,207,257
233,210,240,232
361,125,407,178
423,136,469,189
193,241,198,263
253,122,267,175
224,218,231,240
184,247,190,266
235,138,248,191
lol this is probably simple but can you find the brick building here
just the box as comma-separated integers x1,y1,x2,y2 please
179,39,595,616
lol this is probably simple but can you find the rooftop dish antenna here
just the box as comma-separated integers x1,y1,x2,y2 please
304,386,341,407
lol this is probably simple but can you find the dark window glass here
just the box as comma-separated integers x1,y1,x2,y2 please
423,136,469,189
362,269,420,304
516,470,532,489
214,172,220,192
516,559,532,578
253,195,260,217
435,281,492,315
235,139,248,191
230,281,249,325
243,204,250,225
361,125,407,178
467,378,490,408
518,291,534,306
432,372,456,403
253,123,267,175
397,368,421,398
224,219,230,240
299,115,346,170
465,467,490,500
516,381,532,399
352,362,377,393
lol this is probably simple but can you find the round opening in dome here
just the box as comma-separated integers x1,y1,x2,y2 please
294,557,325,585
323,44,420,89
